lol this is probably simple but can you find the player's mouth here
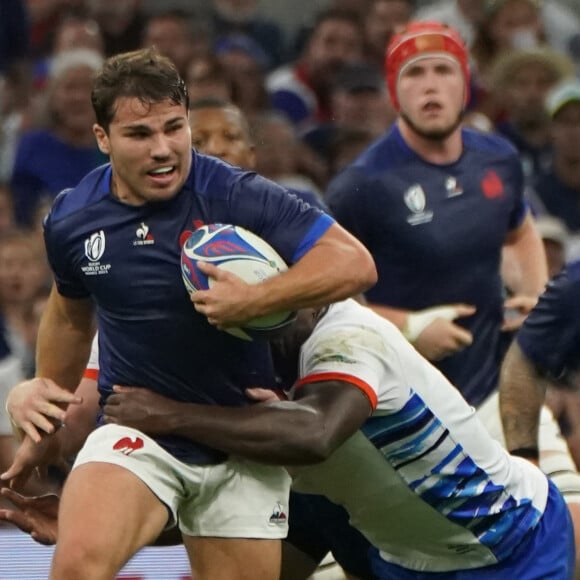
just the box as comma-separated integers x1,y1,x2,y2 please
147,165,177,185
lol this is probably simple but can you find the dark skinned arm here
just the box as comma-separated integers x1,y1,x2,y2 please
103,381,372,465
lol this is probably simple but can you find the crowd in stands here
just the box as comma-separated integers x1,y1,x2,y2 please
1,0,580,553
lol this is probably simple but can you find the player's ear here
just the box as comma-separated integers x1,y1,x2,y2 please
93,124,111,155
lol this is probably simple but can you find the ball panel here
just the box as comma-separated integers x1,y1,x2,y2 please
180,223,296,339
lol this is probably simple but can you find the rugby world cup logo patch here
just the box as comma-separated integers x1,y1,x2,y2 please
84,230,106,262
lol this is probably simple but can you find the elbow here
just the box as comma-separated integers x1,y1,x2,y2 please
354,251,378,293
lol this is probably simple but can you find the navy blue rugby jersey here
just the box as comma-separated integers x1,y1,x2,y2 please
44,149,334,464
327,125,527,406
517,261,580,385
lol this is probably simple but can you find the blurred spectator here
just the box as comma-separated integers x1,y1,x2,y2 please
210,0,287,70
86,0,146,57
303,62,395,164
534,215,569,277
326,127,377,178
189,97,326,210
251,111,327,194
489,47,575,183
26,0,85,59
214,34,271,120
0,229,49,493
415,0,486,47
0,0,30,74
534,79,580,260
10,49,107,227
33,13,105,90
52,13,104,55
364,0,415,68
418,0,580,57
0,184,17,236
0,230,49,380
266,8,364,130
470,0,546,89
141,9,209,79
186,56,234,104
0,65,35,183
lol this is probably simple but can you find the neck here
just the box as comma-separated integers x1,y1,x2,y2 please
397,118,463,164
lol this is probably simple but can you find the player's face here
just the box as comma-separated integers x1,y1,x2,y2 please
397,57,465,141
190,107,256,169
93,97,192,205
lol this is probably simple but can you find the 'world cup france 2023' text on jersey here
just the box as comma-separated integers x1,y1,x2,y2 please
44,150,334,464
516,260,580,386
291,300,549,573
327,126,527,407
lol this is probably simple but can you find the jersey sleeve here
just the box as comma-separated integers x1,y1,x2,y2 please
226,172,335,264
294,318,404,411
516,264,580,380
43,192,91,299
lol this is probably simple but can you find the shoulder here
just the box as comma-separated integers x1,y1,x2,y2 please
47,164,111,225
462,128,519,159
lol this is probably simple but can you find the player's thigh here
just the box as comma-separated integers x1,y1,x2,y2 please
183,535,281,580
54,425,184,570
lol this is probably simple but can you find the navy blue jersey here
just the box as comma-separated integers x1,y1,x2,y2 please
516,261,580,385
44,150,334,464
327,125,527,406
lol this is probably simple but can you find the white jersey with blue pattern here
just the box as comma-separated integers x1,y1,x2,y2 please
291,300,549,572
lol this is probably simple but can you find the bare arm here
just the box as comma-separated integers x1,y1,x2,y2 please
35,285,96,392
502,212,548,298
103,381,372,465
191,223,378,327
499,341,547,452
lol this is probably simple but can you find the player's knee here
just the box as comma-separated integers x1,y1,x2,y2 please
51,541,115,580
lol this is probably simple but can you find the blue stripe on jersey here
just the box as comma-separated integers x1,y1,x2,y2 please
361,390,542,560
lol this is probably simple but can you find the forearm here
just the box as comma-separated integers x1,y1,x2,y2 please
502,214,548,297
36,287,95,392
149,400,336,465
499,342,547,450
246,224,377,317
366,303,408,329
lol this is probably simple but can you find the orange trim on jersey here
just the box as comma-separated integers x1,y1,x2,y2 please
83,368,99,381
296,372,378,410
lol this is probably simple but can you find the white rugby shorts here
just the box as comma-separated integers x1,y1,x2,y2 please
73,424,292,537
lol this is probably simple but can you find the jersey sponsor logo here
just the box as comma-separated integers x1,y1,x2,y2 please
133,222,155,246
404,185,433,225
113,436,144,455
481,170,504,199
445,176,463,197
268,502,287,525
82,230,112,276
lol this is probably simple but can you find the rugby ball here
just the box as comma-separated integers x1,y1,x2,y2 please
181,224,296,340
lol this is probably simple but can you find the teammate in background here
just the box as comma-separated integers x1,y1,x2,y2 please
2,47,376,580
325,18,580,554
2,300,575,579
500,260,580,479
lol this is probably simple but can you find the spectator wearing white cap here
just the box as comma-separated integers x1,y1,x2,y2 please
9,49,106,227
534,79,580,261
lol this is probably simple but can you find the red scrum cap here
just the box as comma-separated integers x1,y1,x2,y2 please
386,21,470,110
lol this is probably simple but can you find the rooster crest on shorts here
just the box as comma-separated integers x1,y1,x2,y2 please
113,436,144,456
268,502,287,525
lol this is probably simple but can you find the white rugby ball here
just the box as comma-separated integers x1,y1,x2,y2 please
181,223,296,339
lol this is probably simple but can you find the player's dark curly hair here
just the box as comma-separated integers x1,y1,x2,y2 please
91,47,189,132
